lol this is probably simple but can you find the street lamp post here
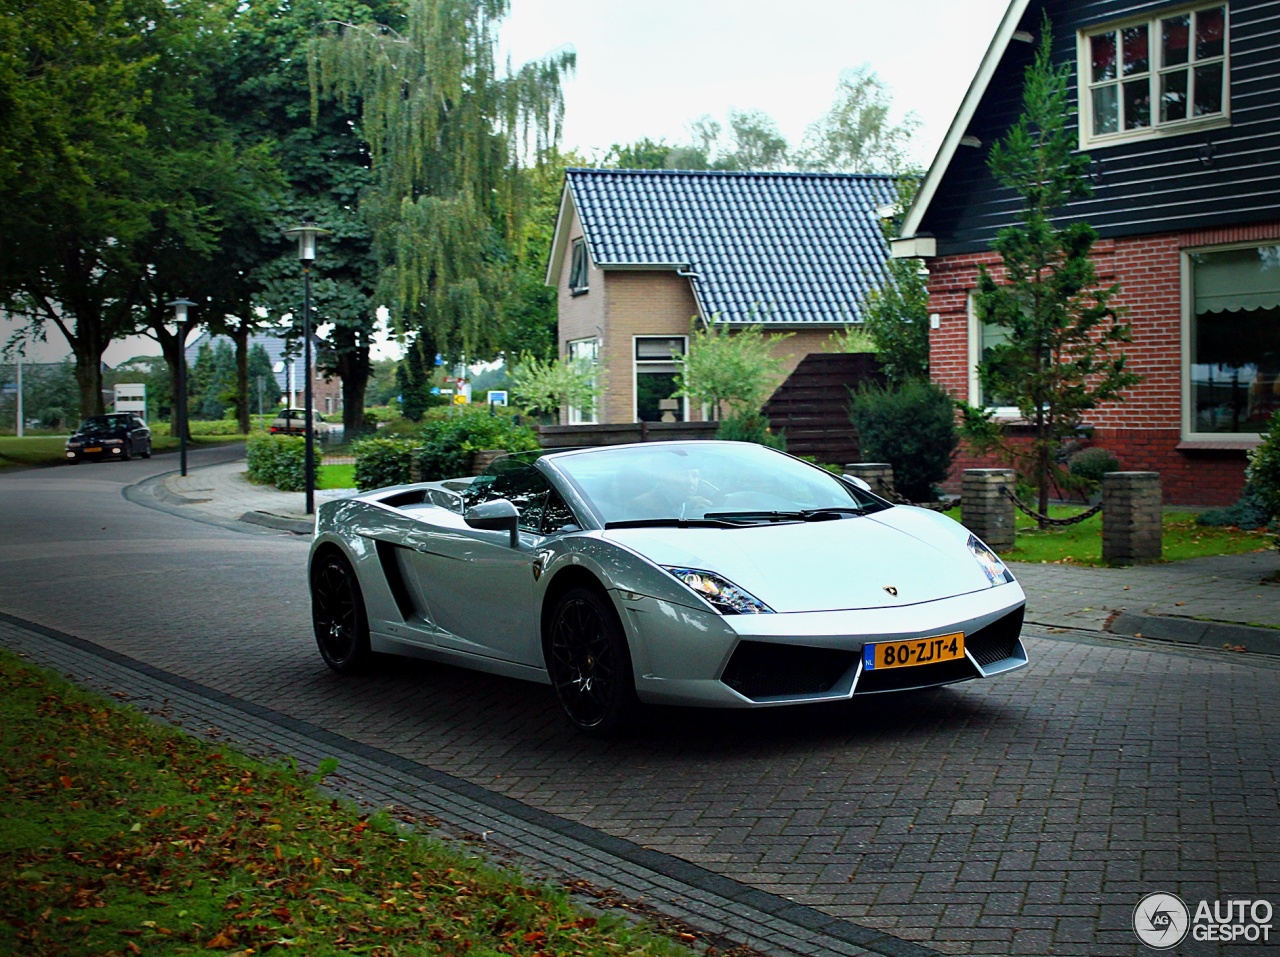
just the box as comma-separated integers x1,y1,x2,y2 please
167,299,197,477
284,222,331,515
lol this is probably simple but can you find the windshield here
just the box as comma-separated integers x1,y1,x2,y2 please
548,442,884,525
78,415,128,432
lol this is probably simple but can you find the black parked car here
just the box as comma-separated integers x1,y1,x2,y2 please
65,414,152,463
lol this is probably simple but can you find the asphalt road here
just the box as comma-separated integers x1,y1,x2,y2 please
0,449,1277,956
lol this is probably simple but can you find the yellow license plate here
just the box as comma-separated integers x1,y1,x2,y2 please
86,447,103,453
863,633,965,671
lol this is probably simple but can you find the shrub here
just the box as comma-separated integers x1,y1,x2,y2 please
352,437,417,490
188,418,244,437
848,380,957,502
1248,410,1280,525
413,409,540,482
716,411,785,450
1068,447,1119,484
246,433,305,491
1197,483,1273,531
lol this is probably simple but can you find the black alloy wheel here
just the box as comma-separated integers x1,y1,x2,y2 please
120,439,132,461
140,439,151,459
310,552,371,674
547,586,637,734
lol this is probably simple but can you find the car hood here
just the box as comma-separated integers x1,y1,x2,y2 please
72,427,124,438
601,508,997,613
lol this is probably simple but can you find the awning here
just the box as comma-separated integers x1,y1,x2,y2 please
1194,245,1280,314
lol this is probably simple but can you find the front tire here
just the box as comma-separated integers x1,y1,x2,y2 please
310,551,371,674
547,586,637,735
140,439,152,459
120,440,132,461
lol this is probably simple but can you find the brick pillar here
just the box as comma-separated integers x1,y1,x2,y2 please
470,449,504,475
961,469,1016,551
1103,472,1162,565
844,463,896,500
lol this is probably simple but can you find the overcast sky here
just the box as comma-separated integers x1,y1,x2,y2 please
6,0,1012,366
501,0,1011,164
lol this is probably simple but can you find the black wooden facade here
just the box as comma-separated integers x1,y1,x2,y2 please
922,0,1280,256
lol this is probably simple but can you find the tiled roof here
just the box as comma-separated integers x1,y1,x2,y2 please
565,168,898,325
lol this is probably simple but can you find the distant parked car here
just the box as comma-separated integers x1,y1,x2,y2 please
269,408,331,436
65,414,152,463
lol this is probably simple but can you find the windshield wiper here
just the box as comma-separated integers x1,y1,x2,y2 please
604,517,746,530
703,507,868,523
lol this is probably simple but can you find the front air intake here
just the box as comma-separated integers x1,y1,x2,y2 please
721,641,857,701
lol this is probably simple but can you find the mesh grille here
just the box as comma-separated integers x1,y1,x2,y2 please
967,605,1026,668
721,642,857,701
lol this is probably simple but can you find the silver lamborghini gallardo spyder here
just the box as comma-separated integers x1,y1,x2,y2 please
309,441,1028,734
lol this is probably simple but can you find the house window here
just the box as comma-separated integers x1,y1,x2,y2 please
566,338,599,424
1185,243,1280,437
634,336,687,423
568,238,589,296
1080,4,1228,146
968,294,1020,418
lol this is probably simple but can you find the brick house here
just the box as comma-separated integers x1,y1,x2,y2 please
892,0,1280,505
545,168,896,425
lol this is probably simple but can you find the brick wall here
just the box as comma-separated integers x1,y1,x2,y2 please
927,220,1280,506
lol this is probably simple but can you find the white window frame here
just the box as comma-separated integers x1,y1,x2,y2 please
967,293,1021,420
1180,240,1280,442
1078,3,1230,149
566,337,599,425
632,335,688,424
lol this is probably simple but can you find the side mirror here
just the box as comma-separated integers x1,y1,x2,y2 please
464,498,520,548
842,474,872,492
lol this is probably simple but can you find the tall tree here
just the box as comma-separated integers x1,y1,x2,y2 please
310,0,574,365
210,0,400,438
797,66,919,173
723,109,789,171
0,0,278,420
966,21,1141,525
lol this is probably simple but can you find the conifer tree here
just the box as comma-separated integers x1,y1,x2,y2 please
968,19,1140,525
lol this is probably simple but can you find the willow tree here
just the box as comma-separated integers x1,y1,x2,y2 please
310,0,574,364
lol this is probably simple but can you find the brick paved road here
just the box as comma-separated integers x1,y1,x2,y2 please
1,453,1276,956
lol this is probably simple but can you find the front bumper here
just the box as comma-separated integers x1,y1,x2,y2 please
624,583,1028,708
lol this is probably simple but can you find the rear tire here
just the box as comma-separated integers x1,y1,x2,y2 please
310,551,372,674
547,586,637,735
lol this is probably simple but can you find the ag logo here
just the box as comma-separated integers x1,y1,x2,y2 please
1133,892,1190,949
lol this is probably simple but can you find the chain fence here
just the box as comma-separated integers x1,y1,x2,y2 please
999,486,1103,526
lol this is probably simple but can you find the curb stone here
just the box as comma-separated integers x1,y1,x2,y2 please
240,510,315,534
1108,612,1280,656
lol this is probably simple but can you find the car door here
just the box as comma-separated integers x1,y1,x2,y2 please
402,464,553,666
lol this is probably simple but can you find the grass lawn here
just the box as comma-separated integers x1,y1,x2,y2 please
0,435,247,470
0,436,70,468
944,505,1274,566
317,463,355,490
0,649,687,957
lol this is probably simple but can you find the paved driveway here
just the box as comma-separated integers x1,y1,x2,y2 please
0,453,1276,956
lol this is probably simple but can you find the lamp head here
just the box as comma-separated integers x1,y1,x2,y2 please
166,298,197,324
284,222,333,262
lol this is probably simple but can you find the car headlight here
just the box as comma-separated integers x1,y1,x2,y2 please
66,440,83,448
663,567,774,615
967,535,1014,585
